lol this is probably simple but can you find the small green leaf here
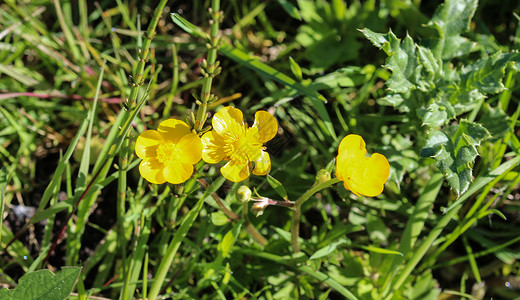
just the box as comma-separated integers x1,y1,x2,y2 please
310,239,348,260
353,244,403,256
266,174,289,201
32,202,73,223
277,0,302,20
210,212,229,226
0,267,81,300
170,13,207,39
217,222,242,259
477,209,507,220
288,56,303,81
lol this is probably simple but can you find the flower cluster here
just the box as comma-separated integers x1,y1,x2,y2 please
135,107,390,198
135,106,277,184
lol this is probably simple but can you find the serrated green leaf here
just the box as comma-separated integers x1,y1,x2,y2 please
425,0,478,59
418,102,450,127
361,29,430,94
421,120,490,195
266,174,289,201
460,52,520,94
0,267,81,300
384,33,418,93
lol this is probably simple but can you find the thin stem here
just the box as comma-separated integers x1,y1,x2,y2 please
198,179,268,246
194,0,221,131
291,178,340,253
128,0,168,106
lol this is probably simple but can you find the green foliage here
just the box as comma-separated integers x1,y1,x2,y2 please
1,0,520,299
0,267,81,300
361,0,520,194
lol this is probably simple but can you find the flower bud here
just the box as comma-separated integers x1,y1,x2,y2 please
316,169,331,183
236,186,252,203
251,198,269,217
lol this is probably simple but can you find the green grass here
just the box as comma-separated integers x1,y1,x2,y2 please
1,0,520,299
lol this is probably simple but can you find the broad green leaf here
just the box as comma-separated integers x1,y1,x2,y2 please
478,105,510,141
425,0,478,59
421,120,490,195
460,52,520,94
266,174,289,201
417,102,452,127
361,29,418,93
0,267,81,300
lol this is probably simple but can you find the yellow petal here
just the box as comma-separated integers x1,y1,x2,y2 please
253,111,278,143
177,132,203,164
163,162,193,184
243,127,263,162
201,131,228,163
252,151,271,175
347,154,389,197
212,106,245,139
139,158,166,184
135,130,162,159
336,134,366,183
337,134,367,162
157,119,192,143
335,134,390,197
221,160,250,182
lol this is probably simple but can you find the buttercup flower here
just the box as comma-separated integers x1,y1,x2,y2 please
336,134,390,197
201,106,277,182
135,119,202,184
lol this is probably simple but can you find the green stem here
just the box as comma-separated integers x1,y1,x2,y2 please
147,197,205,300
199,179,268,246
291,178,340,253
194,0,221,131
128,0,168,106
117,137,129,297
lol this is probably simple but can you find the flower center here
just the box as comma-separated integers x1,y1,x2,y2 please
156,142,178,164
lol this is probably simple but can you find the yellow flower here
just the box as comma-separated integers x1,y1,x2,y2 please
135,119,202,184
336,134,390,197
201,106,278,182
